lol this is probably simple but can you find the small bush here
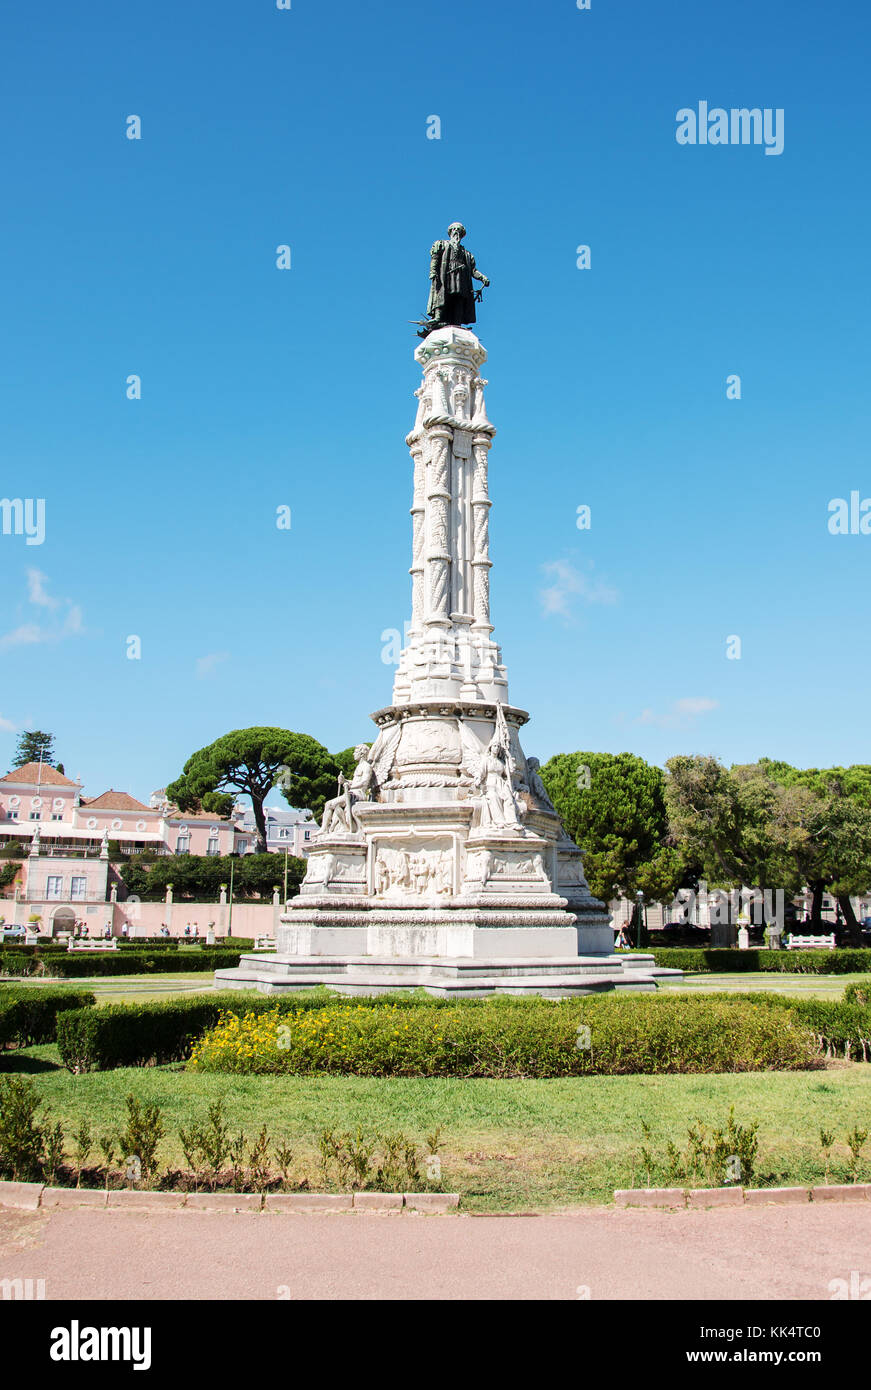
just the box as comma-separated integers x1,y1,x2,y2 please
54,990,448,1071
41,949,241,978
189,995,819,1079
0,987,96,1047
0,1077,52,1181
646,947,871,976
844,979,871,1008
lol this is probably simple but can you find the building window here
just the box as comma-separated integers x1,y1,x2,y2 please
207,838,219,856
51,814,63,822
304,831,311,841
46,876,63,899
29,812,41,821
7,811,18,821
237,840,248,854
70,877,86,900
176,836,190,855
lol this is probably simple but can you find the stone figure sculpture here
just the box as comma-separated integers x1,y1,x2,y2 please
319,744,377,835
525,757,558,815
425,223,490,331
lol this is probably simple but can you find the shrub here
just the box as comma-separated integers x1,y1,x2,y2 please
0,987,96,1047
189,995,819,1079
646,947,871,975
54,990,450,1071
1,953,37,977
707,991,871,1062
844,979,871,1007
0,1077,51,1181
40,949,241,978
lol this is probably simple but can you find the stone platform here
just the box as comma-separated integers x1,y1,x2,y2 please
214,951,681,999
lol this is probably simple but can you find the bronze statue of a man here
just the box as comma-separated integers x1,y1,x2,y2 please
426,223,490,330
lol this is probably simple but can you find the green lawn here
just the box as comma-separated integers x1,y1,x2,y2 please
4,1044,871,1211
663,972,870,999
2,974,221,1005
6,969,867,1006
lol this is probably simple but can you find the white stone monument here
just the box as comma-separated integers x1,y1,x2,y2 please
217,327,671,996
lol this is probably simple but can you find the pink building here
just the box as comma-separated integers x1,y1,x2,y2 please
0,762,247,936
0,763,245,859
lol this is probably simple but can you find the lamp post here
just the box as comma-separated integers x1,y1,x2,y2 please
636,890,646,950
227,858,235,937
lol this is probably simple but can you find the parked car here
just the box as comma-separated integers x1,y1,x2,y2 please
0,924,26,939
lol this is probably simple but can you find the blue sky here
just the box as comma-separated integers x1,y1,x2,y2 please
1,0,869,801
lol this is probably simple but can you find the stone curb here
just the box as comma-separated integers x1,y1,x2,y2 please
811,1184,871,1203
0,1181,44,1210
264,1193,352,1212
184,1192,264,1212
614,1185,871,1207
687,1187,745,1209
0,1182,463,1214
42,1186,108,1208
352,1192,404,1211
403,1192,460,1212
107,1190,186,1210
614,1188,686,1209
744,1187,809,1206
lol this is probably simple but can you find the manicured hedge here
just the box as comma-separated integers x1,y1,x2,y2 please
644,947,871,975
189,994,819,1078
55,991,451,1071
0,986,96,1047
844,979,871,1007
40,949,242,978
741,992,871,1060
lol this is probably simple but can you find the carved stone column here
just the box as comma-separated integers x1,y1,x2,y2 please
408,439,427,634
471,433,493,634
425,427,452,629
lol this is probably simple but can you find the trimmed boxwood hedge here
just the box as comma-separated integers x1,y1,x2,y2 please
40,949,241,978
189,994,819,1078
0,986,96,1047
644,947,871,975
55,991,451,1071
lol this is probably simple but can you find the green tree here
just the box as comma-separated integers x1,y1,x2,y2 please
118,852,305,902
759,761,871,940
665,757,871,944
540,751,683,907
167,728,338,853
12,731,57,769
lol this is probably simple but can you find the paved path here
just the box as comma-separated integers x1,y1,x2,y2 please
2,1204,869,1300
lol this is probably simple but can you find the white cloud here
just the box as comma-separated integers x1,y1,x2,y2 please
0,624,45,651
636,697,719,729
64,605,84,635
539,560,618,619
26,568,60,609
196,651,230,679
0,713,17,732
0,573,85,649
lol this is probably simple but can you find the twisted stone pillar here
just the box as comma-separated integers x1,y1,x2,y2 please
425,428,452,629
471,434,493,633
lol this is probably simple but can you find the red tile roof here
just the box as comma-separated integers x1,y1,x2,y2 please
80,790,152,812
0,762,77,787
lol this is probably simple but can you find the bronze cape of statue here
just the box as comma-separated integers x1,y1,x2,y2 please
420,223,489,336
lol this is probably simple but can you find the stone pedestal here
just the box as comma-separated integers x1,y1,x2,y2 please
216,327,673,996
